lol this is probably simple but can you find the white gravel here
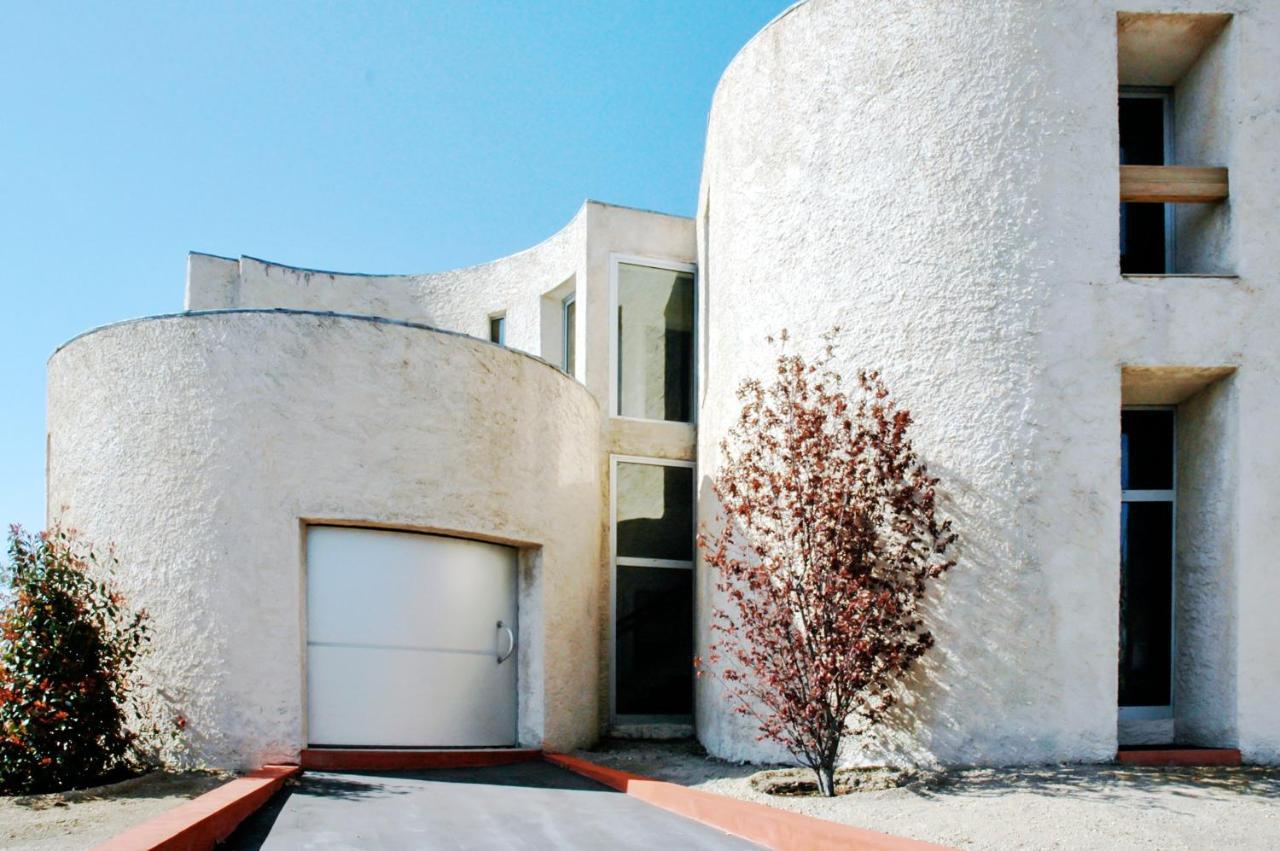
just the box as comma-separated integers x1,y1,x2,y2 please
576,740,1280,850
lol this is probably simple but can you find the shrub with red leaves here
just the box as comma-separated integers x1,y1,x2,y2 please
0,524,150,794
699,331,956,796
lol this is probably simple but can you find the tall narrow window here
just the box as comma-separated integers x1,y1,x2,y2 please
1119,89,1173,273
615,261,695,422
488,314,506,345
612,458,694,721
1119,408,1175,716
561,294,576,375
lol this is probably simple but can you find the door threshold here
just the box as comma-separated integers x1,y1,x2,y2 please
307,744,525,750
300,747,541,771
1116,745,1241,767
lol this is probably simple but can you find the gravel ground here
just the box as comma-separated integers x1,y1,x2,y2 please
0,770,232,850
577,739,1280,850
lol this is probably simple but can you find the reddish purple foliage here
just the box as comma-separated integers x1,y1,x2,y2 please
698,331,956,796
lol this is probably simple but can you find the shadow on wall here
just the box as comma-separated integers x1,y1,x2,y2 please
866,460,1045,767
697,457,1046,768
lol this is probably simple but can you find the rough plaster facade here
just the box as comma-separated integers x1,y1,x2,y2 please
695,0,1279,765
48,313,602,767
46,0,1278,769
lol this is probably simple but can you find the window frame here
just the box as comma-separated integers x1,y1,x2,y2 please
1119,404,1177,722
561,292,576,376
608,253,699,425
488,312,506,346
1119,86,1176,274
608,453,697,726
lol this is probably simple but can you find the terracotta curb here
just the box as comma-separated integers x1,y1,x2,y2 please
1116,747,1242,767
93,764,299,851
300,747,542,771
544,752,953,851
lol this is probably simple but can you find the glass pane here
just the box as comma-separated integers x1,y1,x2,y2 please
1121,409,1174,490
489,316,504,345
615,565,693,716
1118,96,1168,274
616,462,693,561
563,298,576,374
1119,501,1173,707
617,263,694,421
1119,96,1165,166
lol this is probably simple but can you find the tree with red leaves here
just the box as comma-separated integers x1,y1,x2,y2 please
699,331,956,797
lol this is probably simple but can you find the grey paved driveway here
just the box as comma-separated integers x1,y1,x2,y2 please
224,761,761,849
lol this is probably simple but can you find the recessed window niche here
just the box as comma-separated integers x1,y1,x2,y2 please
1118,366,1238,748
540,275,577,377
1118,13,1233,276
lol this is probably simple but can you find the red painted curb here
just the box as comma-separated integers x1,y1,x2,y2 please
300,747,542,771
93,764,299,851
1116,747,1242,767
545,753,952,851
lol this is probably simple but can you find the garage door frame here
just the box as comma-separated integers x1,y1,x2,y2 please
298,519,537,749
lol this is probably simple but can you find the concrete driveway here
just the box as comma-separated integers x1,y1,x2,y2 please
224,761,761,849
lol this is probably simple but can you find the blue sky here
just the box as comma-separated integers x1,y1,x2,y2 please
0,1,786,534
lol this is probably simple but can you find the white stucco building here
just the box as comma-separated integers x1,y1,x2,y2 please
47,1,1279,769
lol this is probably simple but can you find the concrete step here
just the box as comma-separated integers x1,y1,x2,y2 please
300,747,542,771
1116,746,1242,767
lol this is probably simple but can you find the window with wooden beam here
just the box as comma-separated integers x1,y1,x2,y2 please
1117,12,1234,276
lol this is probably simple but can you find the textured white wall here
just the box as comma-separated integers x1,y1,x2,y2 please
183,202,700,739
47,312,603,768
696,0,1280,765
1175,376,1237,746
1172,16,1233,273
185,207,586,359
52,1,1279,769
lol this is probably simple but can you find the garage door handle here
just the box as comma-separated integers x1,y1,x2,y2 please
496,620,516,665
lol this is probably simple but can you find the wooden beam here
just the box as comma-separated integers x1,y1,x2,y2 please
1121,165,1228,203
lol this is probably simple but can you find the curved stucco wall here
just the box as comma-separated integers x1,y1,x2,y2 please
697,0,1280,765
47,311,603,768
186,207,584,359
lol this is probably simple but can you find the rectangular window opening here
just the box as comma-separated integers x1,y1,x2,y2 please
562,294,576,376
1117,13,1234,276
488,313,506,345
1119,88,1173,274
611,457,695,722
613,259,696,423
1119,407,1176,717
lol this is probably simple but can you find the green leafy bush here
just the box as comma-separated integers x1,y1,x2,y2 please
0,525,150,794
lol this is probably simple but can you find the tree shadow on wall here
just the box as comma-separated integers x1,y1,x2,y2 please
696,457,1047,773
862,461,1066,770
696,458,1013,767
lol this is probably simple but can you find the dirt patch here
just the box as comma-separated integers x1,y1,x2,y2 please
1,770,233,850
576,739,1280,850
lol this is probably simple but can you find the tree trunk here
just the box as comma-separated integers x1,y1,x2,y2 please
815,761,837,797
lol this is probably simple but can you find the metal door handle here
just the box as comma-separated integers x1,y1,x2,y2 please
496,620,516,665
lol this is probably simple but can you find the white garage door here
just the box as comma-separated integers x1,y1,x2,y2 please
306,526,518,747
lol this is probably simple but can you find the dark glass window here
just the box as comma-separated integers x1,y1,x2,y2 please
488,315,505,345
614,460,694,718
616,263,695,422
1121,409,1174,490
562,297,576,375
615,463,694,561
1119,407,1175,709
1119,94,1170,274
614,565,693,715
1119,501,1173,706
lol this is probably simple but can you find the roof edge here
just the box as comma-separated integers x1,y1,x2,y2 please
48,308,600,398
